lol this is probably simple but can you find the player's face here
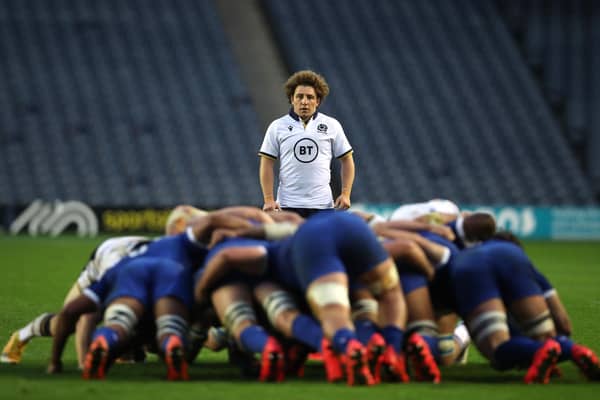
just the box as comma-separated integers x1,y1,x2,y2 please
291,85,320,120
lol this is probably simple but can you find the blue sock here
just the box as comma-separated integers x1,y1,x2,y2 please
420,334,440,361
382,325,404,353
355,319,378,345
239,326,269,353
493,336,543,370
92,327,120,350
332,328,356,353
555,335,574,362
291,314,323,352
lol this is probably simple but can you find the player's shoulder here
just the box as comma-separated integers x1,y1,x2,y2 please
267,114,295,130
95,236,148,254
314,112,342,128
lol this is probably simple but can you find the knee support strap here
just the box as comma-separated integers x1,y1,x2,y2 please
437,334,456,356
518,311,555,337
223,301,256,333
307,282,350,308
104,304,138,337
367,263,399,297
468,311,509,346
261,290,298,327
406,319,439,337
351,298,378,320
156,314,188,340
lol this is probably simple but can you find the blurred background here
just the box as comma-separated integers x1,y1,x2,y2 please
1,0,599,238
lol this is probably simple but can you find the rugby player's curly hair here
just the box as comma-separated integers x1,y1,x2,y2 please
285,70,330,103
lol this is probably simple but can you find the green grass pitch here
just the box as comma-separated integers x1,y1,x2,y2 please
0,235,598,399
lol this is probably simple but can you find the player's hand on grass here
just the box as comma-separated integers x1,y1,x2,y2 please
46,360,63,374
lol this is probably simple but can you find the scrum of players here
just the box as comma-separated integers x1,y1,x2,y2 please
2,201,599,386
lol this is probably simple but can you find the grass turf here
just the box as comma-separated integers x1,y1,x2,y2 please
0,235,599,399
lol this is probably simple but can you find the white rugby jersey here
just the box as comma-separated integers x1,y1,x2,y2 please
389,199,460,221
259,111,353,208
76,236,149,289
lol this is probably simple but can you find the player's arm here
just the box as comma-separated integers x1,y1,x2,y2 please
63,281,82,304
74,312,102,369
335,153,354,209
48,294,98,374
190,213,255,245
62,280,102,369
382,238,435,280
267,210,304,224
528,264,572,336
194,246,268,304
212,221,300,244
259,155,280,211
214,206,275,224
374,220,456,242
374,228,451,267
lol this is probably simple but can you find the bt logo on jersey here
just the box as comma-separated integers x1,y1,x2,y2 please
293,138,319,163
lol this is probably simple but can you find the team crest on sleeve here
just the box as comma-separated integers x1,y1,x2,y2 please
317,123,328,133
293,138,319,163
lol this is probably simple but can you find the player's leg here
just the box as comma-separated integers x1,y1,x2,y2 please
510,294,600,381
1,312,55,364
154,297,190,381
436,312,470,366
464,298,560,384
83,297,144,379
350,290,387,381
254,281,319,376
1,280,86,364
359,259,437,383
212,283,284,382
306,272,375,386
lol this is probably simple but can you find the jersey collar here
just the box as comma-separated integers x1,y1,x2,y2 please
289,108,319,122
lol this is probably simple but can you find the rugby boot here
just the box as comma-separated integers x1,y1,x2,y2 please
375,345,410,383
549,365,563,379
1,332,27,364
340,339,376,386
82,336,110,380
227,340,259,379
321,338,343,382
284,342,310,377
259,336,285,382
366,332,386,381
405,332,441,383
524,339,561,384
164,335,189,381
571,344,600,381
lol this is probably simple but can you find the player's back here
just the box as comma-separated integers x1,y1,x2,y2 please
78,236,150,288
129,231,209,271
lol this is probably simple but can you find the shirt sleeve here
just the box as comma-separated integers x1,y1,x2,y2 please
76,260,97,289
331,119,353,158
258,121,279,159
83,280,105,305
528,261,555,295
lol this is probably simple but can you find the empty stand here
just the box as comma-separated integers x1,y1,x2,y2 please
263,0,596,205
0,0,263,207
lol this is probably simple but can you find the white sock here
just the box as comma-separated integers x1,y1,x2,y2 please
18,325,33,342
453,321,471,349
18,313,52,342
